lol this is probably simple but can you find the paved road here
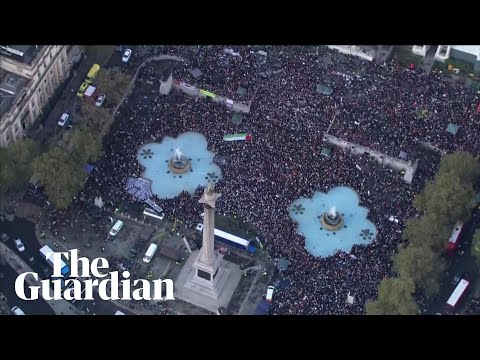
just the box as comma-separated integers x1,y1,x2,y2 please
33,45,137,145
106,45,137,69
0,260,55,315
1,218,138,315
423,210,480,315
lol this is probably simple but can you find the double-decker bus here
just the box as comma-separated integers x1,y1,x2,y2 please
445,278,470,314
446,221,465,257
39,245,70,276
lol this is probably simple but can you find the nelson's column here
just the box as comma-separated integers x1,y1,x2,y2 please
174,181,242,313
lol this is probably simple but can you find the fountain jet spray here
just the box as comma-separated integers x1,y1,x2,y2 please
328,206,337,218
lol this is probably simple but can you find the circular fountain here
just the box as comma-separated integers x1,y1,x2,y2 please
168,148,191,174
321,205,344,231
289,187,377,257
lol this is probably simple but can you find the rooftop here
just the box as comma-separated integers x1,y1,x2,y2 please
0,45,44,66
0,70,28,119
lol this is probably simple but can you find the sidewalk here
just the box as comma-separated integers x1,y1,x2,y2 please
0,242,82,315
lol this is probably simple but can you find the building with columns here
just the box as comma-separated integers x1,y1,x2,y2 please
0,45,81,148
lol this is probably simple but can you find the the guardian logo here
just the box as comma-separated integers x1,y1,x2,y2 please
15,249,175,301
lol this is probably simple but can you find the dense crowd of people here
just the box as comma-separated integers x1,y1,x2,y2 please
62,45,480,314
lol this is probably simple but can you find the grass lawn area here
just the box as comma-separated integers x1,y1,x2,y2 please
445,58,475,75
432,61,448,73
393,48,422,67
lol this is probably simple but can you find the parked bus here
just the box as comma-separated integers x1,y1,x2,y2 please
445,278,470,314
39,245,70,276
85,64,100,84
143,207,165,221
213,228,250,251
446,221,465,257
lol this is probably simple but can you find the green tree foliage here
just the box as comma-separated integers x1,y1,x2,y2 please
79,103,115,136
34,149,85,209
0,139,40,194
67,125,102,164
421,172,475,222
439,151,480,186
413,191,427,213
471,229,480,266
393,244,447,298
403,214,451,251
95,67,132,105
366,277,419,315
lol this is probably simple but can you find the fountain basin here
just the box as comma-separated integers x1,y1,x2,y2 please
137,132,222,199
289,186,377,257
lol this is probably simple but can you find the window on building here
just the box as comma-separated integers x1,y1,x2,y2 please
16,93,27,107
6,134,10,143
61,56,65,63
44,79,47,84
50,69,53,75
38,88,41,93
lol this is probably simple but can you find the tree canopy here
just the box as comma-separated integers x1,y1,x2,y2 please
35,124,103,210
372,150,480,314
420,173,475,222
471,229,480,267
438,150,480,186
402,214,451,251
366,277,419,315
95,67,132,106
34,148,86,209
0,139,40,195
79,103,114,136
393,244,447,298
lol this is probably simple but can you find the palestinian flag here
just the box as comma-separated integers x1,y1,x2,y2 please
223,133,252,141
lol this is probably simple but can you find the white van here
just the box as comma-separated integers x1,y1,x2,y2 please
12,306,25,315
266,286,275,302
109,220,124,237
143,243,158,263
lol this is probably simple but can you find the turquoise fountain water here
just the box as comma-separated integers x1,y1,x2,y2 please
137,132,222,199
289,186,377,257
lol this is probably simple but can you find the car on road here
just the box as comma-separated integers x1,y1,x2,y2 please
14,238,25,252
122,49,132,63
1,233,8,243
77,81,89,97
95,94,106,107
58,112,70,127
266,285,275,302
452,272,463,286
39,265,53,278
12,306,25,315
